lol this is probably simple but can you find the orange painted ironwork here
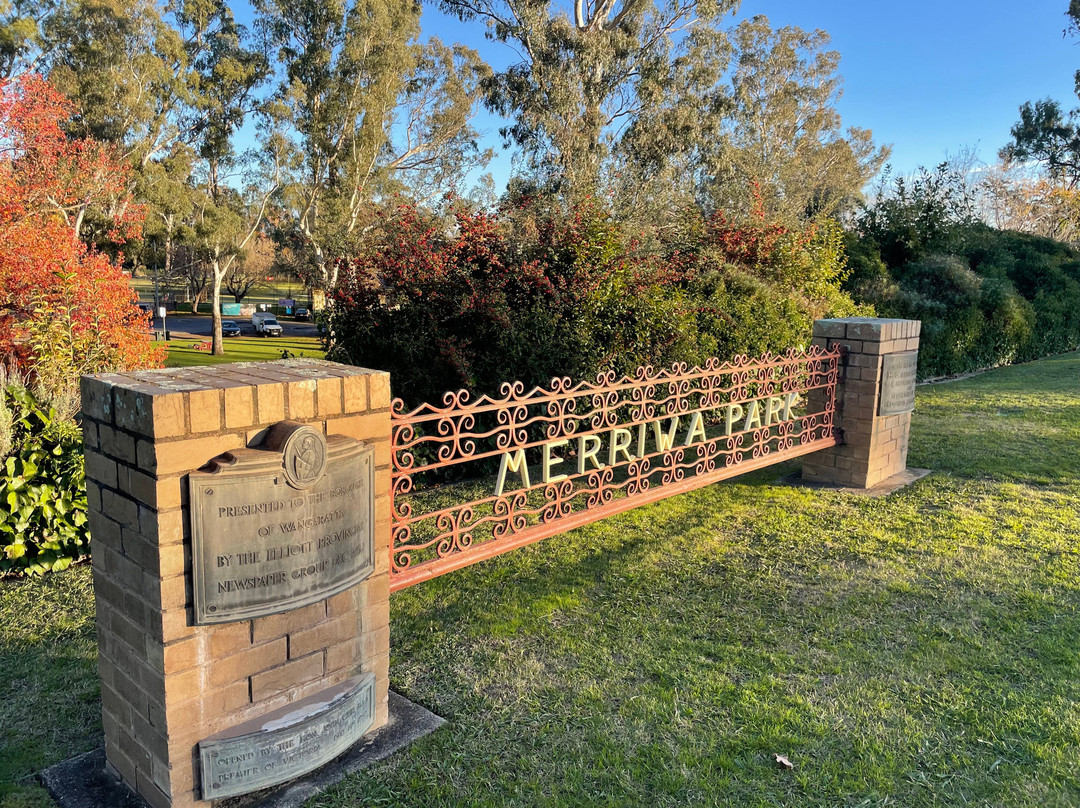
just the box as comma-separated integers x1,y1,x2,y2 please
390,346,843,591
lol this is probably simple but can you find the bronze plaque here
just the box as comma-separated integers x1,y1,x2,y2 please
878,351,918,416
190,422,374,624
199,672,375,799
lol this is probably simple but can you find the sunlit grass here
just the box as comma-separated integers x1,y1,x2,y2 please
164,336,325,368
4,353,1080,806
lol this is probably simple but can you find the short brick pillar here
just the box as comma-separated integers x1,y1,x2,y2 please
802,317,921,489
80,359,391,808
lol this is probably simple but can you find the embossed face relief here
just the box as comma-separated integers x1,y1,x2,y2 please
283,426,327,489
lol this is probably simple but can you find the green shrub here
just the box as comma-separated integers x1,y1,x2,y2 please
847,217,1080,378
0,380,88,576
330,202,861,408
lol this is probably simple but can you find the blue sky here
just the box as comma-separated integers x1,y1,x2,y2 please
238,1,1079,191
415,0,1080,190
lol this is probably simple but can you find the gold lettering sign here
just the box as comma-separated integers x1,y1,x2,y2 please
494,392,801,496
190,422,375,624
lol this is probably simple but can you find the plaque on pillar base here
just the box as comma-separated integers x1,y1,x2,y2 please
199,673,376,800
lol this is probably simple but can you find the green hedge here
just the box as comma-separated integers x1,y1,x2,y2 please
847,226,1080,378
0,383,88,575
328,202,861,408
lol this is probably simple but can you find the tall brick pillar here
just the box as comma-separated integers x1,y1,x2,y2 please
802,317,921,489
80,359,391,808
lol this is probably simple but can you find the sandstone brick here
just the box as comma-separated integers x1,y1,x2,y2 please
200,677,251,717
88,511,123,552
121,529,161,575
115,387,187,439
255,384,285,424
251,601,327,644
99,425,139,465
188,389,222,433
157,573,190,612
86,479,103,513
137,764,174,808
150,756,173,798
250,652,325,702
326,412,391,444
107,739,139,791
368,373,391,410
85,450,119,488
342,374,369,413
324,639,358,674
101,680,133,726
224,386,254,429
358,650,390,683
209,621,252,657
374,542,391,576
130,709,170,762
325,589,357,619
846,321,882,340
285,379,316,419
288,614,358,659
140,434,245,475
317,376,344,417
81,377,114,423
102,489,141,529
209,637,287,687
162,666,203,704
140,507,187,546
812,319,847,339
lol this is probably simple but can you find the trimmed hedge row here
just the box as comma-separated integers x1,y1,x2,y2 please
327,202,862,408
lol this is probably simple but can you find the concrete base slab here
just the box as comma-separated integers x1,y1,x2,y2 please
779,467,932,497
40,690,444,808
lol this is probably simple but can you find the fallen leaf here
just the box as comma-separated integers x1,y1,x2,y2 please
773,753,794,770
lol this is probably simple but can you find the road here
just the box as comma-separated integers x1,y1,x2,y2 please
151,315,319,341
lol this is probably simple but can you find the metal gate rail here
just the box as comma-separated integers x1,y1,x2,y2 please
390,346,842,591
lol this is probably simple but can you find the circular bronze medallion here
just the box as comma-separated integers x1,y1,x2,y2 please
282,426,327,489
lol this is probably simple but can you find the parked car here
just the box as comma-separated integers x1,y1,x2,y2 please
221,320,242,337
251,311,283,337
293,307,310,321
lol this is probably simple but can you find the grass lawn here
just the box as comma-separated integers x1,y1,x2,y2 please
163,336,324,368
4,353,1080,806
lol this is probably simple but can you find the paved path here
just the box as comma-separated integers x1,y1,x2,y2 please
152,315,319,341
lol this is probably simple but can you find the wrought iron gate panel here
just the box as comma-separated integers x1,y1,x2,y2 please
390,346,842,591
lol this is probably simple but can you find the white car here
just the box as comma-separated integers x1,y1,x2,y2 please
251,312,283,336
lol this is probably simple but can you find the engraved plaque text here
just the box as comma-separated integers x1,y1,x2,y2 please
190,422,375,624
879,351,918,416
199,673,375,799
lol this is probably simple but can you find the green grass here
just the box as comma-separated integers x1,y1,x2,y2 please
5,353,1080,806
164,336,324,368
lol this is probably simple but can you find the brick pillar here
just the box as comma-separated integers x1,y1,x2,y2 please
802,317,921,489
80,359,391,808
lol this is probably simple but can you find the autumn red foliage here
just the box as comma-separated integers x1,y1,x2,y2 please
0,75,164,382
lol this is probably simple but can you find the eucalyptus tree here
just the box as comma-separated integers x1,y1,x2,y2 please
254,0,490,295
180,0,275,355
698,17,887,223
44,0,191,168
0,0,57,77
437,0,740,202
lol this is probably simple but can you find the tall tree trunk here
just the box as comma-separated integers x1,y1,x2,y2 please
211,256,224,356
